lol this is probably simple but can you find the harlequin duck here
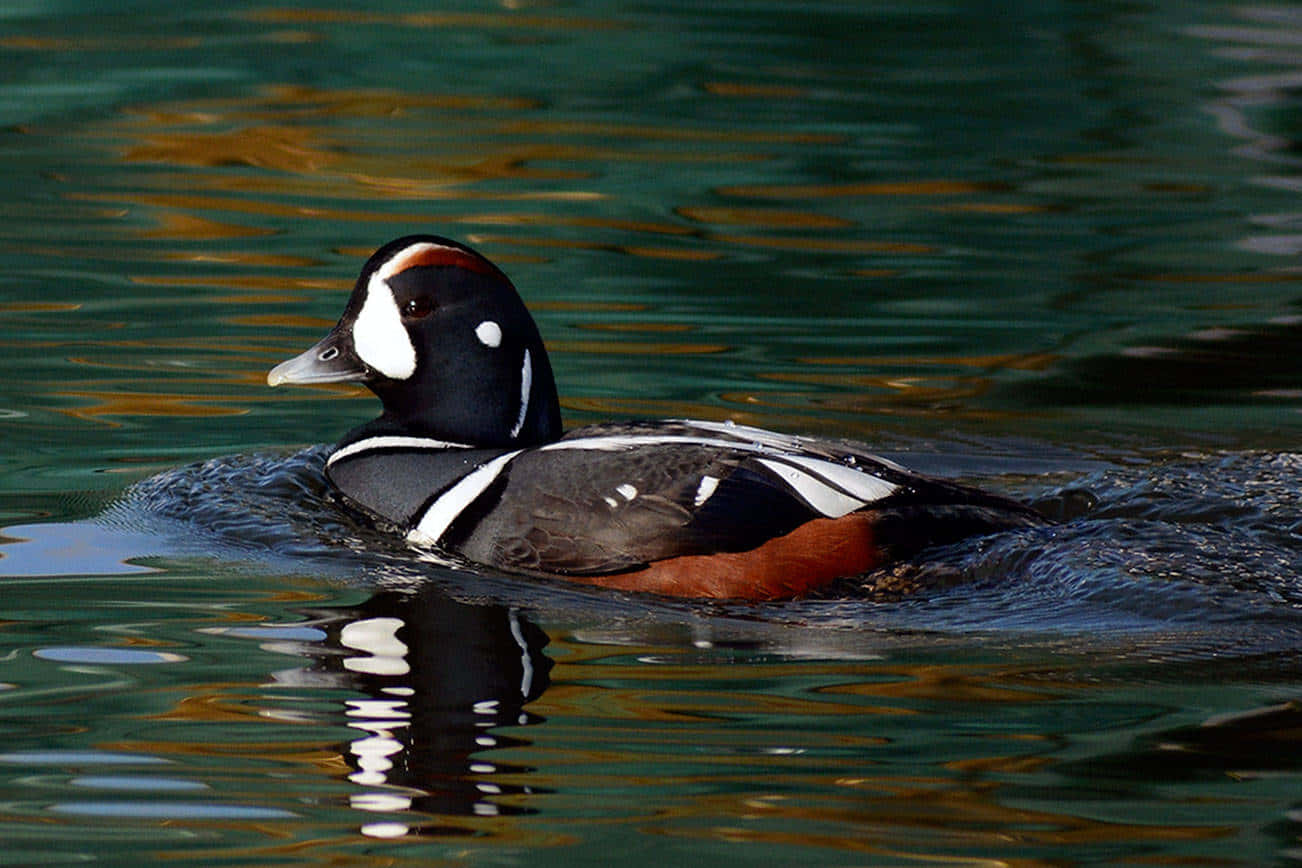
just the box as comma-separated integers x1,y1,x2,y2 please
268,235,1044,600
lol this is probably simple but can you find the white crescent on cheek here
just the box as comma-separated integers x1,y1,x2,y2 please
353,275,417,380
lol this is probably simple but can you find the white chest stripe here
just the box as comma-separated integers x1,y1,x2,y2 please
354,276,417,380
328,436,474,468
407,450,522,545
509,350,532,440
756,459,869,518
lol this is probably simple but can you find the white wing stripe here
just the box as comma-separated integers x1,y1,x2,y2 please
694,475,720,507
407,450,522,545
756,459,867,518
328,435,474,467
777,453,898,503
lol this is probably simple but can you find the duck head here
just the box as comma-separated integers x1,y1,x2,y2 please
268,235,562,447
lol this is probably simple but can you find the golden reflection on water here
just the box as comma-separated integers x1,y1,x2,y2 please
140,212,276,241
0,302,83,313
125,124,339,173
55,391,251,424
701,82,810,99
676,206,854,229
575,322,694,334
716,179,1007,199
716,389,1008,422
711,233,934,255
554,340,731,356
245,7,623,32
461,233,725,262
26,72,1070,431
516,644,1232,859
498,119,842,146
65,78,973,268
0,35,202,51
129,274,347,292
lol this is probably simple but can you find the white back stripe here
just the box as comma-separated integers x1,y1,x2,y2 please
542,434,759,453
509,349,532,440
672,419,807,451
675,419,910,473
542,433,891,468
328,435,473,468
407,450,522,545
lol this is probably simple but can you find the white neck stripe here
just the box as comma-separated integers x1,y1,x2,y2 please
509,349,532,440
328,435,474,467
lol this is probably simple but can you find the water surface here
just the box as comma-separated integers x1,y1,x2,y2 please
2,1,1301,865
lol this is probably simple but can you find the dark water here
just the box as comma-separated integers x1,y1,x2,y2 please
2,1,1301,864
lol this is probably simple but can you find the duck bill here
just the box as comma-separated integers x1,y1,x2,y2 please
267,329,369,386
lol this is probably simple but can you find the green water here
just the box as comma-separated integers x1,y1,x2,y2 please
2,1,1301,864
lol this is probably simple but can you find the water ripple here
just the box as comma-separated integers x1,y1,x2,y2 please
89,443,1302,651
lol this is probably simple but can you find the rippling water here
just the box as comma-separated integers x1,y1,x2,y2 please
2,1,1301,865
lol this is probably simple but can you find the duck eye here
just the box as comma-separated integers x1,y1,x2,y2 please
403,297,434,319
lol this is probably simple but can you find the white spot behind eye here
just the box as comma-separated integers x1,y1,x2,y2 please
616,484,638,501
354,276,417,380
475,320,502,348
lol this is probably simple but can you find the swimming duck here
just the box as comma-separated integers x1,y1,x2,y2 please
268,235,1043,600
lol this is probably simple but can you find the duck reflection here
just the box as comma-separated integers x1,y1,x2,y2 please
269,580,552,837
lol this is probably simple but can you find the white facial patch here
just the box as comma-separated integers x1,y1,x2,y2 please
475,320,503,348
354,275,417,380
